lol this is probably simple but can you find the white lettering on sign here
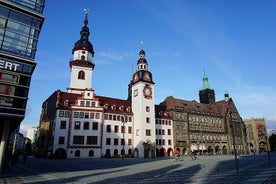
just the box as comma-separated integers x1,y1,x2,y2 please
0,60,20,72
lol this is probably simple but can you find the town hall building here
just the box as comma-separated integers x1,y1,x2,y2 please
36,12,247,159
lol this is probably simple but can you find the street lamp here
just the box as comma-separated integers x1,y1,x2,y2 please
121,115,127,160
266,136,271,163
229,111,239,173
200,118,203,155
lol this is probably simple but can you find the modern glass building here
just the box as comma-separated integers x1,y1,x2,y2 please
0,0,45,172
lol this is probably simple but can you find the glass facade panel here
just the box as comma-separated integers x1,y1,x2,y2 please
7,0,45,14
0,5,43,59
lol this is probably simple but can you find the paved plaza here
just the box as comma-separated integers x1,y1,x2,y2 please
0,153,275,184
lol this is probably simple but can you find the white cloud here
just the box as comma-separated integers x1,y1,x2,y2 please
20,124,34,137
232,86,276,130
97,51,134,62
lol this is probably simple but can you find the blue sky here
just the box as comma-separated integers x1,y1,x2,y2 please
20,0,276,135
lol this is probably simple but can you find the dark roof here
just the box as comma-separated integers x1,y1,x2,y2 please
155,105,172,119
160,96,231,117
72,13,94,55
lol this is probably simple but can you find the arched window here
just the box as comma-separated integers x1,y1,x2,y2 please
89,150,94,157
78,70,85,79
75,150,80,157
81,55,85,61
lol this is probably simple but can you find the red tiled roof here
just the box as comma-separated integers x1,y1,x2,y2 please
57,91,81,108
95,95,132,114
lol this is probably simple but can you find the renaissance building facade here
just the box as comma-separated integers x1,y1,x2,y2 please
37,12,247,159
244,118,269,154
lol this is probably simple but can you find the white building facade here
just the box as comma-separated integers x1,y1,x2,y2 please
43,12,174,159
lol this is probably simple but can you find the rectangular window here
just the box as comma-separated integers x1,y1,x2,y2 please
83,122,89,130
114,138,118,145
92,122,98,130
60,121,66,129
104,114,108,120
74,121,80,129
91,102,95,107
80,101,85,107
87,136,97,145
168,139,172,145
121,139,125,145
162,139,165,145
59,110,64,117
58,137,65,144
65,111,69,117
121,126,125,133
96,113,100,119
168,129,171,135
114,125,119,133
86,101,90,107
162,130,165,135
106,138,111,145
128,127,132,134
79,112,84,118
109,115,112,120
146,129,151,136
85,112,89,119
156,139,158,145
128,139,132,145
74,112,79,118
146,117,150,123
90,113,94,119
73,136,84,144
117,115,121,121
107,125,111,132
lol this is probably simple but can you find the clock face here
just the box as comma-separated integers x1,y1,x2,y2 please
143,85,152,99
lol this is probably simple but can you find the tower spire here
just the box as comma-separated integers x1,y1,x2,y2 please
199,71,215,104
201,72,212,90
72,9,94,56
84,8,89,26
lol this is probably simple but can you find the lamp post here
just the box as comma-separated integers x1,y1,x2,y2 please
229,111,239,173
121,115,127,160
246,125,251,155
200,118,203,155
266,136,271,163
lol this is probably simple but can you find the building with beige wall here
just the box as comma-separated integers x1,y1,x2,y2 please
244,118,269,154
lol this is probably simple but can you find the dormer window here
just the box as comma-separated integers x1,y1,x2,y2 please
78,70,85,79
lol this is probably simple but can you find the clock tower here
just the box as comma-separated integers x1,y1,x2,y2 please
130,49,156,158
67,10,95,95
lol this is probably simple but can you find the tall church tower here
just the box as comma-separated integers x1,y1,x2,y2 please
67,10,95,94
199,73,215,104
130,50,156,158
